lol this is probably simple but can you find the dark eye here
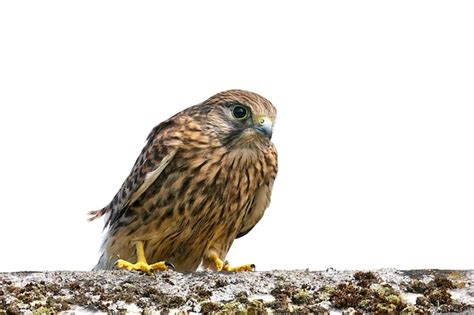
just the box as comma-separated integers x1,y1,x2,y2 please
232,106,248,120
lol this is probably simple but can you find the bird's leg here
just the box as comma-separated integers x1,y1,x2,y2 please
210,252,255,272
115,241,174,275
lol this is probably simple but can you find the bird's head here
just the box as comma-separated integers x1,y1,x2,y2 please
201,90,276,148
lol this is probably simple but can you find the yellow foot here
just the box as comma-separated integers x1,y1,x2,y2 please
223,261,255,272
115,241,175,275
116,259,174,275
211,254,255,272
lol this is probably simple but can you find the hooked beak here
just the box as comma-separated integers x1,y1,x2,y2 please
253,116,273,139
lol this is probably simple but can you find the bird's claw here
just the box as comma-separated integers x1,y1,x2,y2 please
115,259,174,275
223,261,256,272
113,241,174,276
212,256,255,272
164,261,176,271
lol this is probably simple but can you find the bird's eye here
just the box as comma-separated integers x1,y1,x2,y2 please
232,106,248,120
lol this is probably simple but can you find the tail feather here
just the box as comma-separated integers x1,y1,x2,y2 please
93,252,108,270
93,247,119,270
87,208,107,221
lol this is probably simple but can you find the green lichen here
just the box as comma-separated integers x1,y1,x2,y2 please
318,285,335,301
375,302,397,313
385,294,402,305
328,282,406,313
246,299,265,315
217,301,243,314
200,300,223,313
33,306,55,315
292,289,312,305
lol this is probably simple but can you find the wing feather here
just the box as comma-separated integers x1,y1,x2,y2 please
236,183,273,238
127,151,175,207
88,118,179,227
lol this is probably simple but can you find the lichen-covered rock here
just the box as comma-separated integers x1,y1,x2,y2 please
0,269,472,314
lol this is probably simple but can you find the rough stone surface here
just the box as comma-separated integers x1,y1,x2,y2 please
0,269,472,314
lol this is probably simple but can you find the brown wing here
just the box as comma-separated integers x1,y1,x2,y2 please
236,181,275,238
88,119,178,227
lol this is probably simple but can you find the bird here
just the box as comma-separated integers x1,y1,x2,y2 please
89,89,278,274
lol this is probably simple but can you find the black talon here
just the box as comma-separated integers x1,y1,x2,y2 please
165,261,176,271
113,259,121,269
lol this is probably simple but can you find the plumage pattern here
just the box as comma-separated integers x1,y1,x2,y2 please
90,90,278,272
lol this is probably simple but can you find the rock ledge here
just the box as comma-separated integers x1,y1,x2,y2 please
1,269,472,314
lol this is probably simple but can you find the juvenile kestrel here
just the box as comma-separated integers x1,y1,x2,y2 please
89,90,278,273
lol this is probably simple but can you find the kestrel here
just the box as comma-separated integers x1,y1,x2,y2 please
89,90,278,274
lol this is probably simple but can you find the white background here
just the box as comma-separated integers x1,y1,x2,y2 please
0,1,473,272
